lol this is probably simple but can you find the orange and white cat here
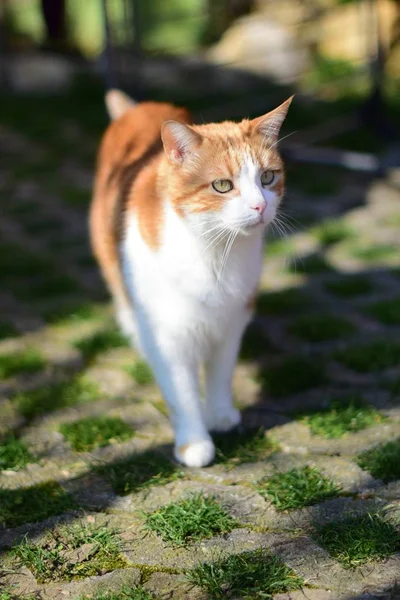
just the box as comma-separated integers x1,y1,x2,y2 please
90,89,292,467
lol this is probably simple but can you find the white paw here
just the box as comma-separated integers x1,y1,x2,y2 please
206,407,242,432
174,440,215,467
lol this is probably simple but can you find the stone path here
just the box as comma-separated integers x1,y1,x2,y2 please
0,83,399,600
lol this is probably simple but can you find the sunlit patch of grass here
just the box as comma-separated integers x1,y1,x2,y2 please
289,252,333,275
258,356,326,397
350,243,398,262
0,348,46,379
266,238,295,257
14,376,100,419
0,436,35,470
60,416,134,452
255,288,310,316
299,396,385,438
335,340,400,372
289,313,356,342
312,219,355,246
0,482,76,528
315,514,400,568
186,549,304,599
256,466,341,511
96,450,183,495
357,437,400,483
144,492,237,546
11,523,127,583
125,360,154,385
366,297,400,325
74,328,128,361
43,302,104,325
324,275,374,297
214,428,278,467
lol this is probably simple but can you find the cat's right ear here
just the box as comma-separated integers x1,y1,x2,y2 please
161,121,202,164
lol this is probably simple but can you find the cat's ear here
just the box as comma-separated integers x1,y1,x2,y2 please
161,121,202,164
251,96,294,140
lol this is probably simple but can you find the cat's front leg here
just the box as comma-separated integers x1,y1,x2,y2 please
204,309,250,432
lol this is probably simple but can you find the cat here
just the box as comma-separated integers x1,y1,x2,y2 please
90,89,292,467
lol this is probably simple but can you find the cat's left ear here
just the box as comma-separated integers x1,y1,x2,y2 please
161,121,202,164
251,96,294,140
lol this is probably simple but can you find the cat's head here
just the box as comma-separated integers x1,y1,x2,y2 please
161,97,293,235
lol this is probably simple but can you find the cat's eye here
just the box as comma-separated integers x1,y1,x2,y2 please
261,170,275,187
212,179,233,193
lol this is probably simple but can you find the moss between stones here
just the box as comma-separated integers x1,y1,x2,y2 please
350,243,398,262
255,466,341,511
144,492,238,545
299,396,385,439
288,313,356,342
74,328,128,361
288,252,333,275
96,450,183,495
335,340,400,372
314,514,400,568
0,436,35,470
366,297,400,325
78,589,154,600
125,360,155,385
0,348,46,379
255,288,310,316
239,322,275,361
0,481,76,528
312,219,355,246
357,437,400,483
324,275,374,297
60,416,134,452
214,428,278,467
258,356,326,397
186,549,304,599
0,322,19,341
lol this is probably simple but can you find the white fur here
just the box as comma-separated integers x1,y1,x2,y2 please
118,154,281,467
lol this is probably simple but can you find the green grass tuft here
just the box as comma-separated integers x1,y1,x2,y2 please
315,514,400,568
0,436,35,470
0,481,76,528
357,437,400,483
256,288,310,316
289,313,356,342
75,328,128,361
14,376,100,419
258,356,326,397
186,549,303,599
214,428,278,467
44,303,103,325
366,297,400,325
335,340,400,372
289,253,333,275
312,219,355,246
350,243,398,262
0,348,46,379
60,416,134,452
144,492,237,545
78,589,154,600
11,523,127,583
125,360,154,385
324,275,373,297
256,466,341,510
97,450,183,495
299,396,385,438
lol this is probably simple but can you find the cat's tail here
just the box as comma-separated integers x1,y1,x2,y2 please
105,89,136,120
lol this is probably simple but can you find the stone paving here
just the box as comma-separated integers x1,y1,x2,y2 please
0,83,400,600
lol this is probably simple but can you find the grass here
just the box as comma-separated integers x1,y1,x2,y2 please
366,297,400,325
96,450,183,495
258,356,326,397
0,436,35,470
125,360,154,385
299,396,385,439
11,523,127,583
0,322,18,341
214,428,278,467
350,243,398,262
256,466,341,511
312,219,355,246
324,275,374,298
0,348,46,379
0,242,51,277
60,416,134,452
255,288,310,316
289,252,333,275
315,514,400,568
186,549,303,599
144,492,237,546
357,437,400,483
288,313,356,342
0,481,76,528
287,163,341,196
14,376,100,419
239,323,274,360
23,274,80,299
78,589,154,600
44,302,103,325
335,340,400,372
74,328,128,361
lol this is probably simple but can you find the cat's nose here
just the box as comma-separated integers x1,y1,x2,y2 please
251,200,266,214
